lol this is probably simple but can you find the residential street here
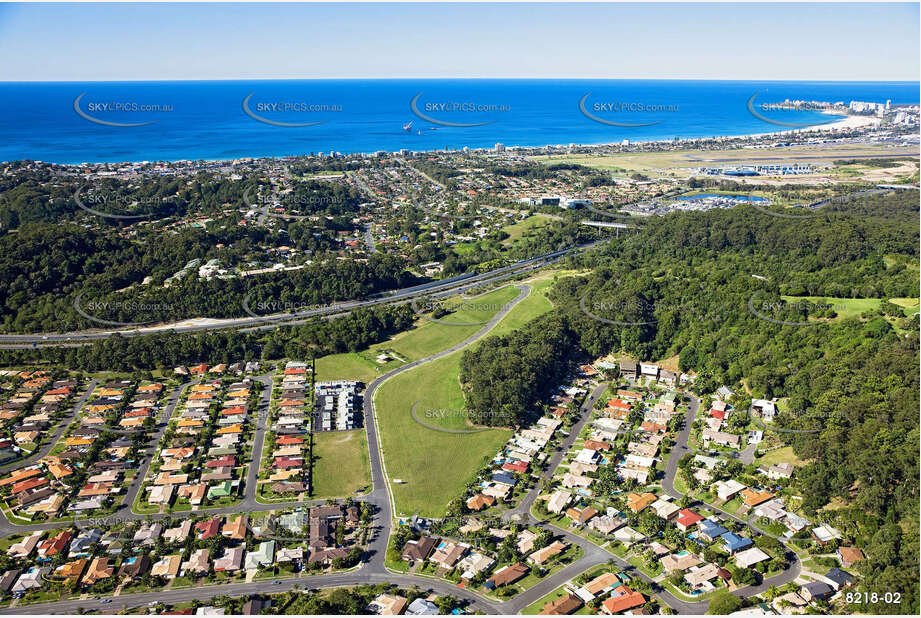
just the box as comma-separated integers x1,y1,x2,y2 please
0,301,799,615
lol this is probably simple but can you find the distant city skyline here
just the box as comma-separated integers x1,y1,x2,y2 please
0,2,918,82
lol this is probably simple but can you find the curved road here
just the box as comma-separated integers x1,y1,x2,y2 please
0,284,534,614
0,285,800,615
661,395,802,600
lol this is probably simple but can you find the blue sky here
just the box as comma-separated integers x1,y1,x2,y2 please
0,2,917,81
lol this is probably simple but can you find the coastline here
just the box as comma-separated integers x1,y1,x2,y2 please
13,113,886,167
694,111,881,143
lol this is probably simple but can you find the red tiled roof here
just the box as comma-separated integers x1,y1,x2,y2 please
502,460,528,474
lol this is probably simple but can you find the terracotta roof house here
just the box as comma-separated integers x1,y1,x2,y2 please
528,540,567,565
37,530,72,558
80,557,114,586
53,559,88,587
205,455,236,468
676,509,704,531
837,546,865,568
502,460,529,474
601,586,646,614
274,456,303,469
484,563,529,589
195,517,221,540
222,515,248,540
741,488,774,507
466,493,496,511
565,506,598,525
580,571,620,597
626,492,657,513
401,537,438,562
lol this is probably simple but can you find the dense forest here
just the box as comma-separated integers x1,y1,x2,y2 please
0,164,266,227
458,189,919,611
459,314,578,426
0,222,418,332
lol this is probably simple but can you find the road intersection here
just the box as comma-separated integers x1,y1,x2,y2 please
0,283,801,615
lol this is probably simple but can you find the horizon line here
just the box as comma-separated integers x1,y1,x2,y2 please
1,77,919,84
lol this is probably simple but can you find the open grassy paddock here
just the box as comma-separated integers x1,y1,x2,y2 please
315,285,522,383
311,429,371,498
374,276,562,517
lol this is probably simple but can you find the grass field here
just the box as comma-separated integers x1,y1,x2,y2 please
531,143,919,178
501,214,555,247
311,429,371,498
780,295,919,321
481,274,557,337
315,352,383,384
375,351,512,517
754,446,805,467
315,285,522,383
372,281,562,517
323,272,563,516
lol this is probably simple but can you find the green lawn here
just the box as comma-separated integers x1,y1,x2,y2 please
890,296,921,314
331,276,555,517
754,446,805,467
382,285,521,362
780,295,919,321
372,282,561,516
315,352,384,384
311,429,372,498
315,285,522,383
375,351,512,517
501,215,554,247
482,275,556,337
521,563,610,614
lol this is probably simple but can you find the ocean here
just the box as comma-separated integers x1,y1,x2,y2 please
0,79,917,164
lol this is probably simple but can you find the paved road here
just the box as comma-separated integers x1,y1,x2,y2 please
0,244,594,347
3,283,706,615
0,571,503,615
493,382,704,614
364,223,376,254
661,394,802,602
244,375,274,502
501,382,608,524
118,380,193,515
0,379,98,474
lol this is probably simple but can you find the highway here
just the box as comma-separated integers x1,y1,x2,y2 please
0,268,800,615
0,242,597,348
0,285,535,614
